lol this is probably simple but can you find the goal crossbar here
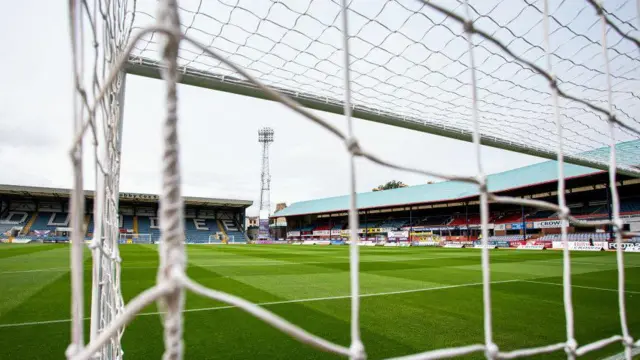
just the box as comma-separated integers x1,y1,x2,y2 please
126,58,640,178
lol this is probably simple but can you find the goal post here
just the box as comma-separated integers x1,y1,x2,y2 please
69,0,639,359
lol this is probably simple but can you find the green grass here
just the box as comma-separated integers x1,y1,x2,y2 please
0,244,638,359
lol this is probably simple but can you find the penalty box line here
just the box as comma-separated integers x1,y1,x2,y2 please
521,280,640,295
0,279,519,328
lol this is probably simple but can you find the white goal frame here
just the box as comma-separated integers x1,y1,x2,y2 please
118,233,152,244
207,234,223,244
68,1,639,360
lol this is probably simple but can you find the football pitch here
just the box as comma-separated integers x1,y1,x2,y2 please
0,244,638,359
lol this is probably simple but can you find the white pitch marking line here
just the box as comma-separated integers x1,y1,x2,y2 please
521,280,640,295
0,267,69,274
602,347,640,360
0,279,520,328
535,259,640,267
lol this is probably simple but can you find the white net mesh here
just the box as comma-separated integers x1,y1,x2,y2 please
126,0,640,172
68,0,639,359
68,0,131,358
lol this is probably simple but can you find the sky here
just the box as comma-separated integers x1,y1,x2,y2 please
0,1,636,216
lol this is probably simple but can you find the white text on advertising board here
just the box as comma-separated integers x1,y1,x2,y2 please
533,220,569,229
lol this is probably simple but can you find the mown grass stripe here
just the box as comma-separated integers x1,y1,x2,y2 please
0,279,520,328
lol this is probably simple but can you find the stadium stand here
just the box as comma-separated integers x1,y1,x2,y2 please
571,204,606,216
524,199,638,221
359,222,379,229
379,219,406,229
136,217,160,241
449,215,480,226
85,214,133,237
0,211,31,236
331,223,344,230
527,210,557,220
29,212,70,231
0,185,252,244
621,199,640,213
27,212,70,241
134,217,227,243
313,224,332,231
0,225,13,238
122,215,134,231
29,212,71,242
494,213,523,224
185,219,220,243
222,219,246,242
414,215,451,226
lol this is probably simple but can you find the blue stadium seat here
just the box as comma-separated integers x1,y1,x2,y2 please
30,212,69,232
122,215,134,231
136,216,160,241
185,218,220,243
0,211,32,236
221,219,247,243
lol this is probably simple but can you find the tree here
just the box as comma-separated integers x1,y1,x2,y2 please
372,180,407,192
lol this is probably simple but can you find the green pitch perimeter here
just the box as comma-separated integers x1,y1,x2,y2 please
0,244,638,359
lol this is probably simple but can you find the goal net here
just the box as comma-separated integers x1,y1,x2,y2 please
68,0,639,359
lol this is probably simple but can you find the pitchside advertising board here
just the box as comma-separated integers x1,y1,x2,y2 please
388,231,409,241
495,220,570,231
609,242,640,250
302,240,330,245
517,244,546,250
412,241,440,247
473,244,497,249
552,241,607,251
443,243,465,248
534,220,569,229
474,240,510,248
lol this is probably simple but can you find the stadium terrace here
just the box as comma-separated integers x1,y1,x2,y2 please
0,185,252,245
273,154,640,250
